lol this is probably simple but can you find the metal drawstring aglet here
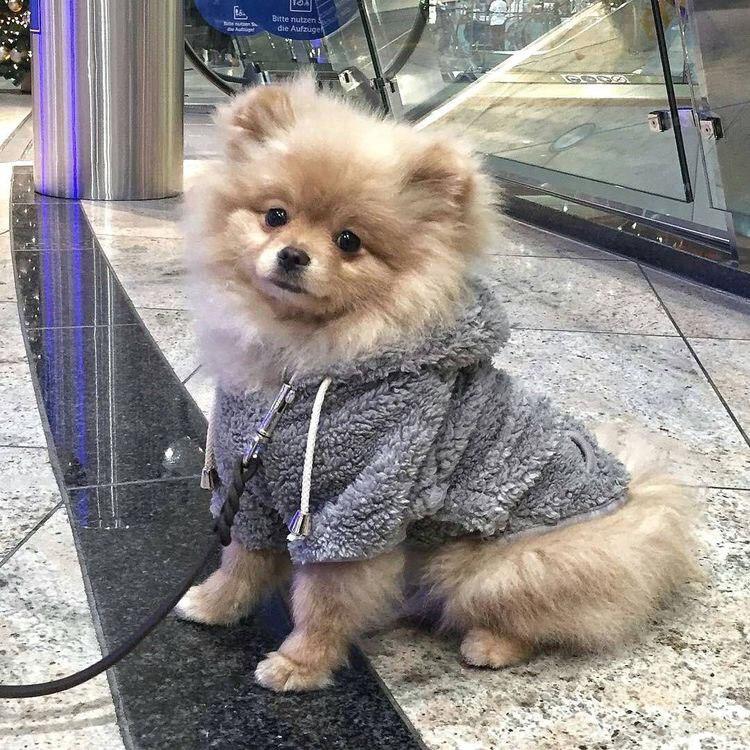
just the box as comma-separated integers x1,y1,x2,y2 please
200,467,219,491
287,510,312,541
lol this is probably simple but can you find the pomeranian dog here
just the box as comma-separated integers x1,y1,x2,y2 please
176,78,699,693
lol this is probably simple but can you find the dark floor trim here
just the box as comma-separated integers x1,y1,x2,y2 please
501,186,750,299
9,165,425,750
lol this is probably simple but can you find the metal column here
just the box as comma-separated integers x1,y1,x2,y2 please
31,0,184,200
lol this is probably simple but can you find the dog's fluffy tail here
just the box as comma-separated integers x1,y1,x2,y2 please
429,426,702,651
580,425,704,640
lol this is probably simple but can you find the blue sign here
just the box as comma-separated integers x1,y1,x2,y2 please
194,0,358,41
30,0,41,34
255,0,358,41
194,0,263,35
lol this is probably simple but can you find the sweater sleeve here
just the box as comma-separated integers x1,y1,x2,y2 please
287,369,454,564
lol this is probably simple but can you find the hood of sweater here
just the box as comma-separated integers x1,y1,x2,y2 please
295,279,510,387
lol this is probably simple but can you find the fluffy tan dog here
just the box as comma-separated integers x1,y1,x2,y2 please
179,79,699,693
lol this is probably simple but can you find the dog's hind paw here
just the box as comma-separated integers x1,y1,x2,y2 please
255,651,333,692
460,628,531,669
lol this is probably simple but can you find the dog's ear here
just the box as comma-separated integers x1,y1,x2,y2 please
405,138,478,218
218,85,296,150
404,135,496,253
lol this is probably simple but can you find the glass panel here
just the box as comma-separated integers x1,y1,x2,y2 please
668,1,728,236
388,0,695,202
688,1,750,269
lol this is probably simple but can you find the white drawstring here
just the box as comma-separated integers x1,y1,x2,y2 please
288,376,332,540
200,394,220,490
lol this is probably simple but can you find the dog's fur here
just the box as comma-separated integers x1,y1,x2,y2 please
178,79,699,692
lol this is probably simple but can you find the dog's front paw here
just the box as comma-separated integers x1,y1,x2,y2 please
255,651,333,692
174,578,247,626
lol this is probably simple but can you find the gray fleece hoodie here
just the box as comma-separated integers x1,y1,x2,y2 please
210,282,630,565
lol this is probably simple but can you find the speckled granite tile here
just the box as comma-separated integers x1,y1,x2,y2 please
494,329,750,488
690,338,750,436
10,166,72,206
489,257,676,335
0,302,46,447
81,198,183,239
23,322,205,488
0,447,59,561
644,268,750,340
13,249,139,328
0,235,13,302
10,203,96,252
363,487,749,750
65,479,423,750
97,235,189,310
184,366,214,417
490,215,618,259
0,507,123,749
138,308,199,382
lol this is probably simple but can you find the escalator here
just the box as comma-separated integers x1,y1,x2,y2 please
184,0,431,110
420,1,696,200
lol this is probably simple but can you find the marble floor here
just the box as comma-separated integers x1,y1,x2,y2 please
1,134,749,746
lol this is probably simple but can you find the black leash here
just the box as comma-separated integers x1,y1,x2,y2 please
0,376,298,700
0,456,255,700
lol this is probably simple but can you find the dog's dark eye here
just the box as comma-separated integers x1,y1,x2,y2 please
265,208,288,228
336,230,361,253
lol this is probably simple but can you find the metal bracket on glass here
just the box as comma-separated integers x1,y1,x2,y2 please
647,110,671,133
698,113,723,141
338,69,361,94
647,108,698,133
381,77,404,118
647,108,723,140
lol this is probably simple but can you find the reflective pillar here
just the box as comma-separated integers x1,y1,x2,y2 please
31,0,184,200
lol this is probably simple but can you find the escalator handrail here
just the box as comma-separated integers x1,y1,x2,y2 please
382,0,429,80
185,40,236,95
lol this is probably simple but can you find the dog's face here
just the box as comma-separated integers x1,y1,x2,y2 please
195,80,495,353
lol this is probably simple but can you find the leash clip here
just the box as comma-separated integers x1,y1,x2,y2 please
242,377,297,467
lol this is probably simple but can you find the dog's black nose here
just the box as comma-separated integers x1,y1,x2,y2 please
277,246,310,272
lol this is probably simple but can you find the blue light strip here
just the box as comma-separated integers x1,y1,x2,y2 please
71,208,89,523
66,0,80,197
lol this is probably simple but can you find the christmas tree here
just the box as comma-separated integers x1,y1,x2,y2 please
0,0,30,87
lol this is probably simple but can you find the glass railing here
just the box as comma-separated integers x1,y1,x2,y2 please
414,2,700,199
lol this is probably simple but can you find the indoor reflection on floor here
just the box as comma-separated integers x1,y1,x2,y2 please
12,240,206,493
